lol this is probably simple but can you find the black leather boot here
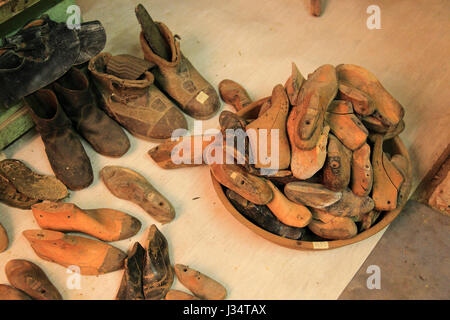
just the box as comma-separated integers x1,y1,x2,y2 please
0,16,106,108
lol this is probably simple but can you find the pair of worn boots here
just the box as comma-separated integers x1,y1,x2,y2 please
26,68,130,191
87,21,220,141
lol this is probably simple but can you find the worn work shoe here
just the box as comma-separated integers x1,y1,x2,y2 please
0,173,39,209
0,17,79,108
140,22,220,120
89,53,188,140
143,225,174,300
25,90,93,191
116,242,146,300
0,16,106,108
53,67,130,157
0,159,68,201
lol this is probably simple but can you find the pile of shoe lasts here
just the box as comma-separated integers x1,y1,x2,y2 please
149,63,409,241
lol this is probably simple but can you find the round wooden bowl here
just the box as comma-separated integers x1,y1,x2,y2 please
211,136,412,251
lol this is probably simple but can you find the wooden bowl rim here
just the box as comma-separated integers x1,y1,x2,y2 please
211,136,412,251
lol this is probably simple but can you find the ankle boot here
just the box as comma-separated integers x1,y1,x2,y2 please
140,22,220,120
89,53,187,140
25,90,93,191
53,67,130,157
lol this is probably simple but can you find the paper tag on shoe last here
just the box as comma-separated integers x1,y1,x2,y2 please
196,91,209,104
313,241,330,250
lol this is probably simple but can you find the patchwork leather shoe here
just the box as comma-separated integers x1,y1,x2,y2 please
25,90,93,191
89,53,188,140
140,22,220,120
53,67,130,157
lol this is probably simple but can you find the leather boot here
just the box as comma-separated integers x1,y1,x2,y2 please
89,53,188,140
53,67,130,157
140,22,220,120
25,90,93,191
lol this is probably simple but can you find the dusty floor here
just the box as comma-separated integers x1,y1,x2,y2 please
339,201,450,300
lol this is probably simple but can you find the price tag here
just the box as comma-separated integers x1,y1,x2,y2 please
196,91,209,104
313,241,329,250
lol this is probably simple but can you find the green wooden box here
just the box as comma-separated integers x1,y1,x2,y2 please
0,0,42,25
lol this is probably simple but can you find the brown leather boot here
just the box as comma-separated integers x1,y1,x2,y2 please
140,22,220,120
25,90,93,191
89,53,188,140
53,67,130,157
